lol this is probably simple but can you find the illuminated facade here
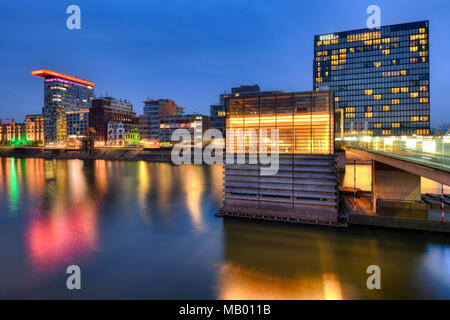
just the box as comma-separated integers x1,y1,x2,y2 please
143,99,184,141
66,109,89,138
313,21,430,136
210,85,262,136
220,90,339,225
159,114,210,145
107,122,140,146
89,97,138,145
25,114,45,144
32,69,94,143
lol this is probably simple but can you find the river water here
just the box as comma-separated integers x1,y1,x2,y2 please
0,158,449,299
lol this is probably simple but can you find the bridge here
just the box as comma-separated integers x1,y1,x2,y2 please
336,135,450,232
337,135,450,185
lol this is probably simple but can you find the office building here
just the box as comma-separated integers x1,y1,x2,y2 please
219,90,339,225
25,114,45,144
143,99,184,141
66,109,89,138
159,114,210,145
32,69,94,143
313,21,430,136
89,97,138,146
210,85,262,136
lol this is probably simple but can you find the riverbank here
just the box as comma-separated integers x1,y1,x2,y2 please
0,146,173,162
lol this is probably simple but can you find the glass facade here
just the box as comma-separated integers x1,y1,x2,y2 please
226,91,334,154
66,109,89,137
313,21,430,136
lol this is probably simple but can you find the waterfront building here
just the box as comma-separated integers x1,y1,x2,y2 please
31,69,94,143
0,120,27,145
210,85,262,136
25,114,45,144
89,97,138,146
107,122,140,146
66,109,89,138
159,114,210,146
313,21,430,136
219,90,339,225
143,99,184,141
138,115,151,141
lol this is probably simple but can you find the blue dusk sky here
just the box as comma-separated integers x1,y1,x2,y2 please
0,0,449,127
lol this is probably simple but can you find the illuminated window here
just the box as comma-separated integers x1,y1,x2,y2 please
410,46,418,52
374,62,382,68
400,87,408,93
349,47,354,53
367,106,372,112
365,112,373,118
316,77,323,83
392,59,397,65
420,116,429,122
392,99,400,105
410,58,417,63
345,107,355,113
365,89,373,95
420,51,428,57
420,86,428,92
339,48,347,53
420,97,429,103
417,129,429,135
391,88,400,94
419,28,425,33
410,92,419,98
392,123,400,128
382,49,390,55
410,116,419,122
382,38,390,44
334,97,339,102
373,94,381,100
382,130,391,135
347,113,355,118
383,105,391,111
401,70,407,76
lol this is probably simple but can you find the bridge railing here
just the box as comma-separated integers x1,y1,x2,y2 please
336,135,450,171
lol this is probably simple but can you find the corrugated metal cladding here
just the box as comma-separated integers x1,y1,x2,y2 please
219,91,341,226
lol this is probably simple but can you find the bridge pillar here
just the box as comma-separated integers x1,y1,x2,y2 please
372,161,421,206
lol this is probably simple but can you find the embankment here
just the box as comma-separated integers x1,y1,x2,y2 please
0,147,173,162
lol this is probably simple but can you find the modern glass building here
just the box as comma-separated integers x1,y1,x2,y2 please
66,109,89,138
32,69,94,143
219,90,339,225
143,99,184,141
313,21,430,136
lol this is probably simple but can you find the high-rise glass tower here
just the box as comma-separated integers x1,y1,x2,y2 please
313,21,430,136
32,69,94,143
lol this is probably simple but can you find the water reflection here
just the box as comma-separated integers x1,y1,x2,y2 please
0,158,449,299
216,218,450,299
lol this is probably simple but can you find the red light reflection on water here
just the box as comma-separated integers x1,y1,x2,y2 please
26,204,98,276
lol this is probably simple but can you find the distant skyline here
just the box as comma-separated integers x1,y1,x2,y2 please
1,0,449,127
